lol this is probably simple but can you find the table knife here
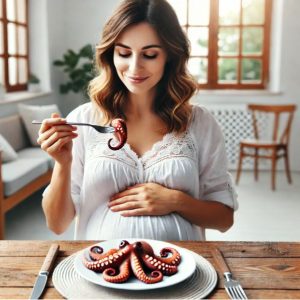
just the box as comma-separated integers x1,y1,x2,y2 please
29,244,60,299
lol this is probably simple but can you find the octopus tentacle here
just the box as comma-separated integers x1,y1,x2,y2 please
159,247,181,266
102,257,131,283
108,118,127,150
89,247,118,261
134,241,178,275
119,240,130,248
141,253,178,275
130,251,163,284
83,243,133,272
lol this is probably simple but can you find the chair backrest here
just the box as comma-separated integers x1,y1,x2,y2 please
248,104,297,144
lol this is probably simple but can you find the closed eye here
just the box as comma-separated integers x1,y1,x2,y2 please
116,51,158,59
143,54,158,59
118,52,131,58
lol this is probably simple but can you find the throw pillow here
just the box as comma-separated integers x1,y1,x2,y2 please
0,134,18,162
18,103,63,146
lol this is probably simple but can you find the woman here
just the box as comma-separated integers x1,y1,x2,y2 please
38,0,238,240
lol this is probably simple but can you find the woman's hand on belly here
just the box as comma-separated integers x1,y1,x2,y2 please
108,183,178,217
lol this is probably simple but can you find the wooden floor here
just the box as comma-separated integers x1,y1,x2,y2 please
5,171,300,241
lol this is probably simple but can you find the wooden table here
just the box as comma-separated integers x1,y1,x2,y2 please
0,240,300,299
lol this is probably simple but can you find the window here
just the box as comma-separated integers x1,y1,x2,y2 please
0,0,29,92
167,0,272,89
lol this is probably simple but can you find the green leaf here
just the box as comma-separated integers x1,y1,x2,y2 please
65,53,79,69
53,60,65,66
72,80,84,92
80,44,94,59
60,83,70,94
67,49,77,57
70,69,85,80
82,63,93,72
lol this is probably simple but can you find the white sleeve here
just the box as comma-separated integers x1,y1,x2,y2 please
66,105,89,216
193,107,238,210
42,103,93,217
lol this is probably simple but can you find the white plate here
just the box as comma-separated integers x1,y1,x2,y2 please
74,238,196,290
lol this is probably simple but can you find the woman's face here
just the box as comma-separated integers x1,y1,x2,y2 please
113,22,168,96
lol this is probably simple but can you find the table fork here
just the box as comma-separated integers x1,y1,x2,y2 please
212,248,248,300
32,120,115,134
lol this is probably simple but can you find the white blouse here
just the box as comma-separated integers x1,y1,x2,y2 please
63,103,238,240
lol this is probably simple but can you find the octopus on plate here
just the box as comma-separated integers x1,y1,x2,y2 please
108,118,127,150
82,240,181,284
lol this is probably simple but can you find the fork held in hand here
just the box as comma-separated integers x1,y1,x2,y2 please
32,120,115,133
212,248,248,300
32,119,128,151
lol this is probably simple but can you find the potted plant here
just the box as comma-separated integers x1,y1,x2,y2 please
53,44,94,96
28,73,41,92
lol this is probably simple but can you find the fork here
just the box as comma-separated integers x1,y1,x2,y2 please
212,248,248,300
32,120,115,134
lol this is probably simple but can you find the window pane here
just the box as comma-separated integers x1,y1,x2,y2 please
6,0,16,21
218,28,239,56
188,27,208,56
0,21,3,54
242,27,263,55
189,0,210,26
188,57,208,83
242,0,265,25
18,25,27,54
0,58,4,85
17,0,26,23
8,56,17,85
8,22,16,54
18,57,27,83
167,0,187,25
219,0,241,25
241,58,262,82
218,58,238,83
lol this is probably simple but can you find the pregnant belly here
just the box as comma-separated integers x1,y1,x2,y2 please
85,207,201,241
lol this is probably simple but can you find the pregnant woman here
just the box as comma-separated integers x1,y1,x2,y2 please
37,0,238,240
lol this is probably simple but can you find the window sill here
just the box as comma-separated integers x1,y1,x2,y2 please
0,90,52,105
196,89,282,96
191,89,283,105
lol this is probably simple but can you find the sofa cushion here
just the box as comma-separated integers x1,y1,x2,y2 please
0,134,18,162
18,148,55,169
2,154,50,197
18,104,62,146
0,115,30,151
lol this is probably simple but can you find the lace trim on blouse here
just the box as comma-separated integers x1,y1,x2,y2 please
85,129,198,170
85,134,137,168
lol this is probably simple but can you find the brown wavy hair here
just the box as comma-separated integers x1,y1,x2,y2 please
88,0,197,133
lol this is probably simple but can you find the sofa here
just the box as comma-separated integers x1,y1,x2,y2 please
0,104,60,239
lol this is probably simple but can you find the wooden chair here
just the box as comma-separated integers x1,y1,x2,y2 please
235,104,297,190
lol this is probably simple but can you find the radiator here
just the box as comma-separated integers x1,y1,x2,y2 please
208,105,269,170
